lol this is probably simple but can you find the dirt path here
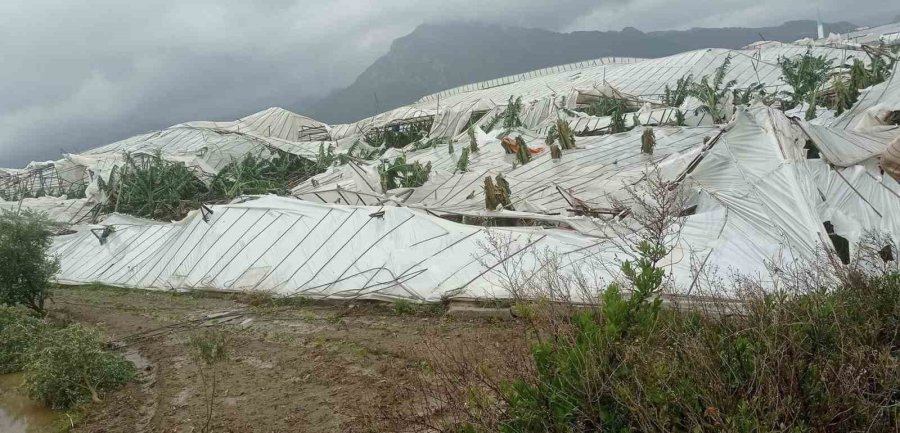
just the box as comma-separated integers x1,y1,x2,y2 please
47,286,522,433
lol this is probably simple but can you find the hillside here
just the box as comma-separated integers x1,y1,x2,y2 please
303,20,856,123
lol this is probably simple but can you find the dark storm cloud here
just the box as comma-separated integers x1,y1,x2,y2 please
0,0,889,166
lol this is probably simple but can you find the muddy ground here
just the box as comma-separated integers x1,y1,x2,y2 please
47,286,524,433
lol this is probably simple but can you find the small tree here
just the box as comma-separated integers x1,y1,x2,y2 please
0,209,59,315
689,55,737,123
467,124,480,153
779,49,832,119
457,147,471,173
663,74,693,107
502,96,524,130
190,330,229,433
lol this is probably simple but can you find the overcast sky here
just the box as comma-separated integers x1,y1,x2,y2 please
0,0,893,167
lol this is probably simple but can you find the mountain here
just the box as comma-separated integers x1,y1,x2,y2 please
303,20,856,124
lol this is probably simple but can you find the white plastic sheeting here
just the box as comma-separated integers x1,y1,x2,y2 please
52,107,896,301
404,126,717,214
51,195,608,301
0,197,95,224
672,108,829,288
328,46,858,143
805,159,900,249
178,107,329,142
798,122,894,166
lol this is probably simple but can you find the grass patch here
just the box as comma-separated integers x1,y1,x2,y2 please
230,290,311,309
391,299,446,317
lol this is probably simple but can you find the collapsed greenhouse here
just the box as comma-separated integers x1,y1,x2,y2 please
3,30,900,302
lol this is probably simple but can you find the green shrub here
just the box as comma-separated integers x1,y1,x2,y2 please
24,324,135,409
0,209,59,314
109,149,326,221
0,306,47,373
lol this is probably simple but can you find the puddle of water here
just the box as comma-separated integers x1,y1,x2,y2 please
0,373,61,433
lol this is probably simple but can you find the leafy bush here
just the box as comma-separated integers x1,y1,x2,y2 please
366,122,431,149
829,48,897,115
24,324,135,409
0,209,59,314
0,306,47,373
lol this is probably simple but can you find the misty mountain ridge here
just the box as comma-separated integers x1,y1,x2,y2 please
302,20,856,123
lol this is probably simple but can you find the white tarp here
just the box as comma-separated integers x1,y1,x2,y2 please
51,195,609,301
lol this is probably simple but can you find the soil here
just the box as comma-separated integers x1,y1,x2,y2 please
46,286,524,433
